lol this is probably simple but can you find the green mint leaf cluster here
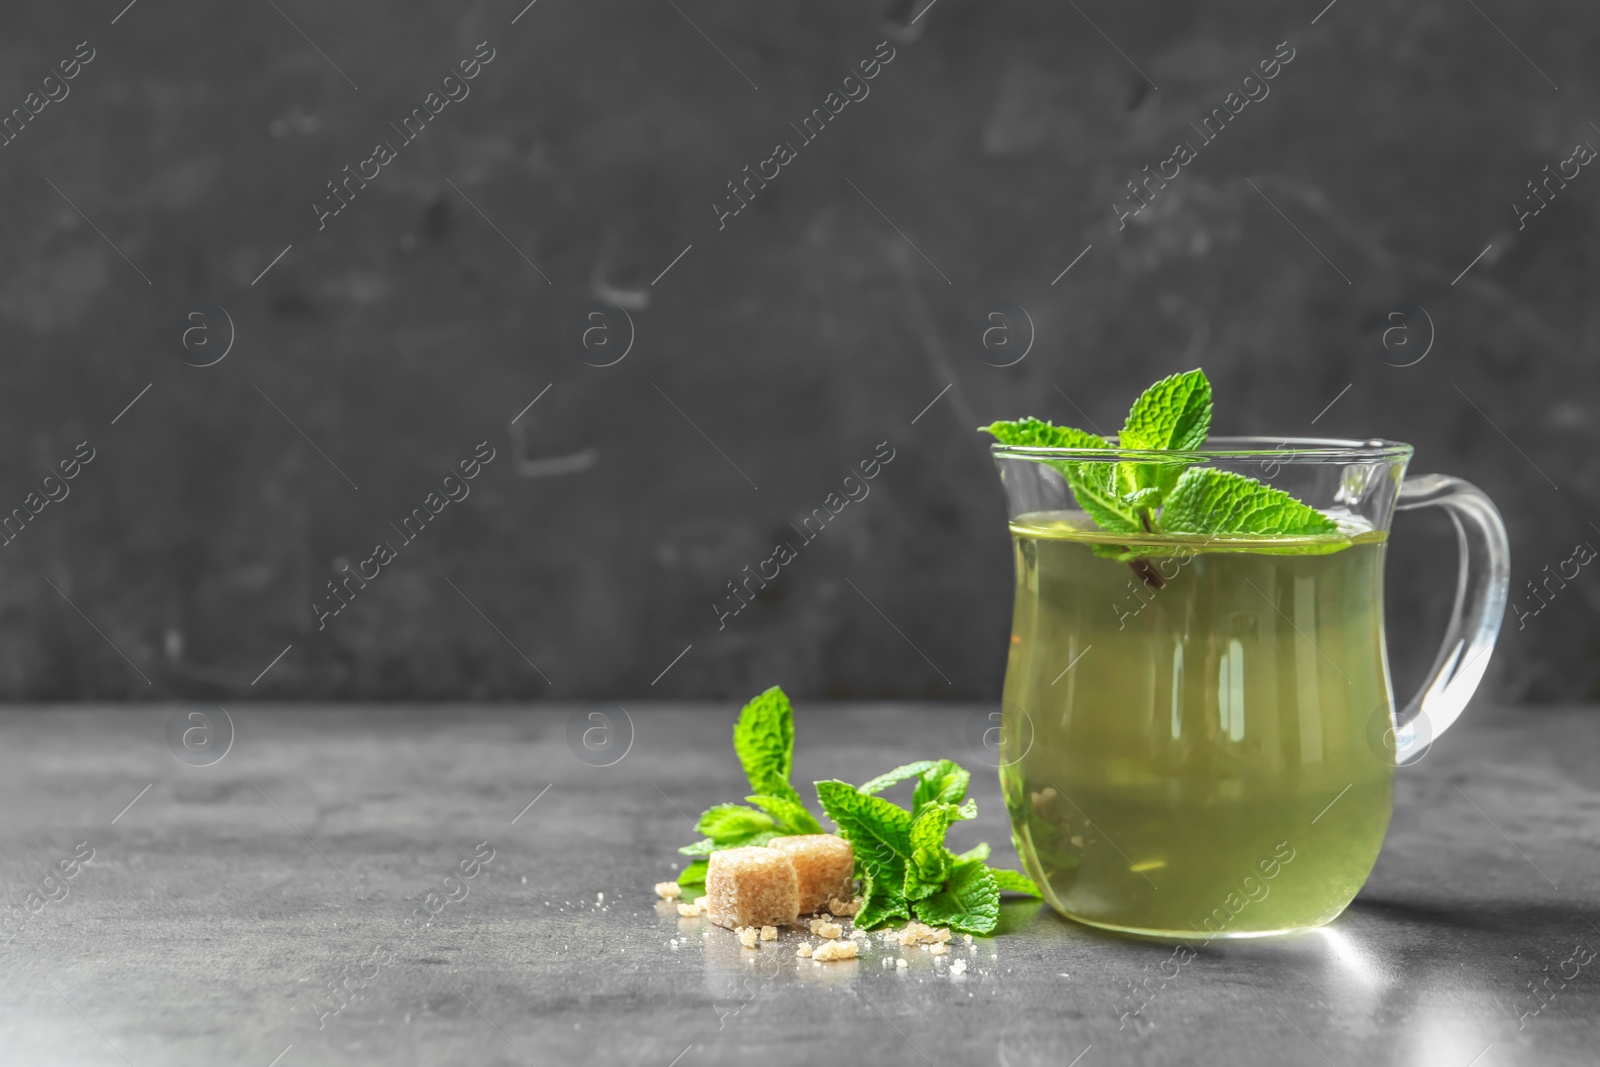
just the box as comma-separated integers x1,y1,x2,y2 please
670,689,1042,934
676,687,824,887
980,368,1337,547
817,760,1040,936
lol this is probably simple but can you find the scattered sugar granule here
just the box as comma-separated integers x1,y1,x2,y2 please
808,919,843,939
930,943,950,956
796,944,813,958
677,900,704,918
950,959,968,975
760,926,777,941
655,881,682,900
895,958,908,970
849,928,868,940
737,927,760,949
827,895,864,918
896,922,953,947
963,934,973,944
597,892,605,904
812,939,859,962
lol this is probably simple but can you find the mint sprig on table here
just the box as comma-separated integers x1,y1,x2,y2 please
816,761,1039,934
980,368,1338,566
675,687,825,889
674,687,1041,935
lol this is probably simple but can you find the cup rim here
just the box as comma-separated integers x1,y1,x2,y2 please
990,435,1414,463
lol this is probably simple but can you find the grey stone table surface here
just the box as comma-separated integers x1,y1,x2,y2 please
0,702,1596,1067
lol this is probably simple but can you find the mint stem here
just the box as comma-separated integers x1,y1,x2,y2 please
1129,511,1165,590
1129,558,1165,591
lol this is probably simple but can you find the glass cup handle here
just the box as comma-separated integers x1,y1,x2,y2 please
1391,474,1511,763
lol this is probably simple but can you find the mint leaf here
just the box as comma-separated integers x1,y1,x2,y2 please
733,686,803,806
859,761,940,796
696,803,776,841
1118,369,1212,509
904,798,976,901
677,860,707,886
1120,368,1212,452
681,800,786,857
856,867,910,928
815,781,913,872
954,842,991,864
679,828,778,857
1065,462,1143,534
745,793,825,835
981,418,1141,533
912,760,970,815
816,780,917,929
1117,455,1193,505
909,800,976,853
905,847,950,901
1161,468,1338,537
979,418,1106,451
1090,542,1149,562
914,860,1001,935
1123,486,1163,510
989,868,1043,897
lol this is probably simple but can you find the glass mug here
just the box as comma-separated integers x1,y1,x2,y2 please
990,438,1509,938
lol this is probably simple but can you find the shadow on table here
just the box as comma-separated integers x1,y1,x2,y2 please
993,897,1047,937
992,892,1597,949
1347,895,1596,938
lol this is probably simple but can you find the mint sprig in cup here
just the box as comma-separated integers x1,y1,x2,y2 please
982,369,1511,938
983,370,1343,574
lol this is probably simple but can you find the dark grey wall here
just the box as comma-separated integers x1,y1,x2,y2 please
0,1,1594,701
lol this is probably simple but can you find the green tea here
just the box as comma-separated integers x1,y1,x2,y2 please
999,511,1395,937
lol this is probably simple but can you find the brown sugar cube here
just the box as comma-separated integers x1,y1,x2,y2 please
767,835,855,915
704,847,800,930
